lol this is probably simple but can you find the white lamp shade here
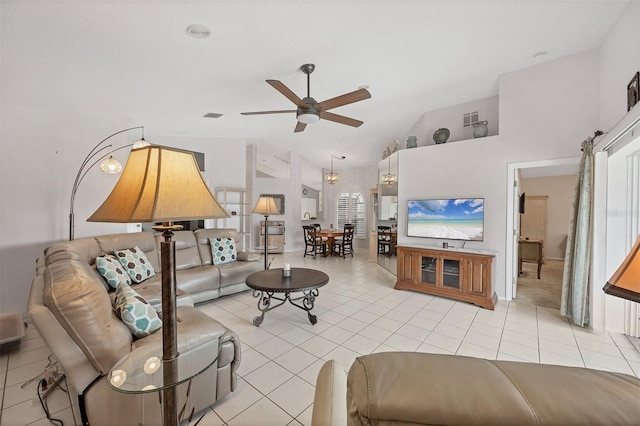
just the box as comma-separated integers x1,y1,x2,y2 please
297,112,320,124
100,156,123,174
252,196,280,215
88,145,229,223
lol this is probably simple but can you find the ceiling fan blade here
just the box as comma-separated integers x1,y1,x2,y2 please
320,111,364,128
240,110,296,115
266,80,307,108
317,88,371,112
294,122,307,133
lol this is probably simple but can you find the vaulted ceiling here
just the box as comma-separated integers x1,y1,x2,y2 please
1,0,628,169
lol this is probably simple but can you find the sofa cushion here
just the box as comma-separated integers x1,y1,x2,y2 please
114,247,156,283
218,259,262,287
210,237,237,265
45,238,103,266
346,352,640,426
114,282,162,338
96,255,131,289
155,231,203,271
43,259,133,375
194,228,242,265
237,251,261,261
175,265,221,295
96,232,160,272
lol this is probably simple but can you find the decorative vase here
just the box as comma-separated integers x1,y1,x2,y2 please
433,128,450,144
406,136,417,149
473,120,489,138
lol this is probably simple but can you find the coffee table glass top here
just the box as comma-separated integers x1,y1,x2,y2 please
246,268,329,292
108,333,219,394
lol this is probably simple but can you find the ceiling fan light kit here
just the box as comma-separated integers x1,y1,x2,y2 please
297,106,320,124
241,63,371,132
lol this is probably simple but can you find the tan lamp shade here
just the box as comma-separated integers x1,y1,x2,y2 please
252,196,280,215
603,235,640,303
88,145,229,223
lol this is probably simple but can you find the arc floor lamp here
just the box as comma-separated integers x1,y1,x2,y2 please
69,126,147,240
88,144,229,425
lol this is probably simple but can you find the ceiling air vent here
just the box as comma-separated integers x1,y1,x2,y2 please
203,113,223,118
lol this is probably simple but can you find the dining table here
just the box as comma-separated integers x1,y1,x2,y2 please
319,229,344,256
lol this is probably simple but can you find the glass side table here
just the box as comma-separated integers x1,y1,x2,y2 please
108,333,220,394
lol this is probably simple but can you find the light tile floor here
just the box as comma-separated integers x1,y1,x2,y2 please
1,251,639,425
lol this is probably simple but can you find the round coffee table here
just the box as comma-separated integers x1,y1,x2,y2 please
245,268,329,326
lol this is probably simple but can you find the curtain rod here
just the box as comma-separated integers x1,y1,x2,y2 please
595,107,640,152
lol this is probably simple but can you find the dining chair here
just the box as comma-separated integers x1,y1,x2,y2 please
303,225,327,258
332,224,354,258
312,223,328,243
378,226,392,255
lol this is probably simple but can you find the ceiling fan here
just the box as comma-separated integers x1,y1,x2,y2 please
241,63,371,133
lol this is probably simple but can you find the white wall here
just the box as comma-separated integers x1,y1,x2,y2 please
403,96,500,149
520,175,576,259
598,1,640,131
151,135,247,189
398,49,600,301
0,107,131,318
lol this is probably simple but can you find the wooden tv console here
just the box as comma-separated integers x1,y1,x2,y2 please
395,245,497,310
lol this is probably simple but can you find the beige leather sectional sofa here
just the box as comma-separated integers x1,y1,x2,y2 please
28,228,262,425
312,352,640,425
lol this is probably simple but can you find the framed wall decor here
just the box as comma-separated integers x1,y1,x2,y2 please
627,71,639,112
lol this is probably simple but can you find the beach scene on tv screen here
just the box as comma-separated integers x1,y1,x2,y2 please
408,199,484,241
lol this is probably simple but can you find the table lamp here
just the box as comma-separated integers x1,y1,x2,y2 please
87,144,228,426
252,196,280,270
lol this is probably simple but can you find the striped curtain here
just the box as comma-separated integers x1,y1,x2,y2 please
561,138,594,326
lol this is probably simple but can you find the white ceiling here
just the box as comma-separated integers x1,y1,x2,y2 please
1,1,628,170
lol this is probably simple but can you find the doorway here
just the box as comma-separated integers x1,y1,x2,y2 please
505,157,580,305
517,177,576,309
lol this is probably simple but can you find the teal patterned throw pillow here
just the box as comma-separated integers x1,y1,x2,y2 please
96,255,131,289
114,282,161,338
210,237,237,265
113,246,156,283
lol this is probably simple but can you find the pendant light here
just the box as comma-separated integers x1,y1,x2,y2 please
325,155,345,184
382,156,396,187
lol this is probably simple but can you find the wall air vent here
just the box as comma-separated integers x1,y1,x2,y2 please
203,113,223,118
463,111,479,127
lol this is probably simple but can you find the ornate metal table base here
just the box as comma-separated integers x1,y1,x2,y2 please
252,288,320,326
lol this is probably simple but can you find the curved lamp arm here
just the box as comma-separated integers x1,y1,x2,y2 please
69,126,144,240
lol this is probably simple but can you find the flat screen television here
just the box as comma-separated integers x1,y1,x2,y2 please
407,198,484,241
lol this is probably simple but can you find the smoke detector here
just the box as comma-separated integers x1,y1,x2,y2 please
186,24,211,39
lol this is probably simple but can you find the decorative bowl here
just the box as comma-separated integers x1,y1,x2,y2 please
433,128,450,144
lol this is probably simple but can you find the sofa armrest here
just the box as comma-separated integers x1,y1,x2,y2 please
237,251,260,262
219,327,241,370
312,360,347,426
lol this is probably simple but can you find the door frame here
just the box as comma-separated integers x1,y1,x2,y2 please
505,157,580,301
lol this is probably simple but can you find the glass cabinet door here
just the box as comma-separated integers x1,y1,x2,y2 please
441,258,461,290
420,256,438,286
